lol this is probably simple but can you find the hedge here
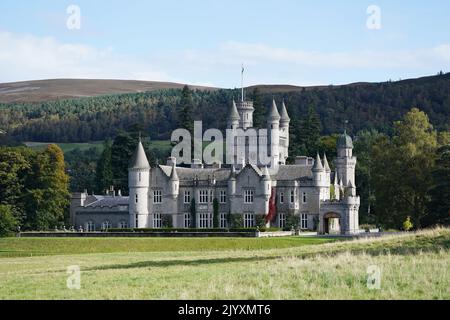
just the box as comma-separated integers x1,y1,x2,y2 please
105,227,283,233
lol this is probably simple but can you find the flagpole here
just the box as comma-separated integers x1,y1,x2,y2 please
241,64,244,102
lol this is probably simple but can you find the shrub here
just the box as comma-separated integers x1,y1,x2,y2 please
162,215,173,228
0,205,19,237
230,214,243,228
403,216,413,231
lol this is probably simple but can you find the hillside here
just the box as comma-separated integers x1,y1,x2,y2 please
0,73,449,143
0,79,217,103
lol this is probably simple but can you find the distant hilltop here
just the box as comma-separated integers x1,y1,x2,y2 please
0,73,449,104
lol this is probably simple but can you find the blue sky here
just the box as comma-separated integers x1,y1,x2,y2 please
0,0,449,86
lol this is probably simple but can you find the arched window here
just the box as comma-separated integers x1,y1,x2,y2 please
101,220,111,230
85,220,95,232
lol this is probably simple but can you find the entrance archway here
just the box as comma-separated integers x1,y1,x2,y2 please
323,212,341,234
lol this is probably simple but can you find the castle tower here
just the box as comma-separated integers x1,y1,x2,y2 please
261,166,271,217
279,100,290,164
335,130,357,187
227,99,240,130
267,99,280,168
237,100,254,130
313,153,328,201
128,139,150,228
168,161,179,199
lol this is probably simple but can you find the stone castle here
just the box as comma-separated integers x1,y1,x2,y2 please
70,97,360,234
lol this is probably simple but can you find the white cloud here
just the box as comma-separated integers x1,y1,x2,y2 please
0,31,449,86
0,31,173,83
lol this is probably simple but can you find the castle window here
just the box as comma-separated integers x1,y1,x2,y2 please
290,190,295,203
199,190,209,204
153,190,162,203
220,213,228,228
199,213,212,228
209,190,214,203
244,189,254,204
85,220,95,232
153,213,162,228
279,192,284,203
301,213,308,229
184,190,191,204
135,215,139,228
135,194,138,203
139,172,141,182
279,213,286,229
183,213,191,228
244,213,255,228
118,220,128,228
101,220,111,230
302,192,307,204
219,190,227,203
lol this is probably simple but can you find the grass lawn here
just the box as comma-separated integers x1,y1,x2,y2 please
24,141,105,153
0,229,448,299
24,140,173,154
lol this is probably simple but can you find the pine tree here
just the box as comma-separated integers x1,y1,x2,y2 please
178,85,194,134
96,140,113,193
251,88,265,128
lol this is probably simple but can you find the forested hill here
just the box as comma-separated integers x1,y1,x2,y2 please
0,73,449,143
0,79,217,104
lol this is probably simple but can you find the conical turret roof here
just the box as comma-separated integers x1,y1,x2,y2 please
129,140,150,169
228,99,240,121
268,99,281,121
312,153,324,171
323,153,331,172
280,100,290,122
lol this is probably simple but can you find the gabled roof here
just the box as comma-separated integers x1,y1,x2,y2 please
159,165,231,181
85,195,129,208
129,140,150,169
273,165,313,180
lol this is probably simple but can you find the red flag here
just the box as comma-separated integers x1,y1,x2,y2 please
265,187,277,224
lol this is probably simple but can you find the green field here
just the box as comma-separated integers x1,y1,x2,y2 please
24,140,173,154
0,229,448,299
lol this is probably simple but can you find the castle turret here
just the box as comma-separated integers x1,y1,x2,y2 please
128,139,150,228
312,153,324,184
267,99,280,168
262,166,271,199
323,153,331,184
228,165,237,197
335,130,357,187
168,161,179,199
227,100,240,129
333,173,340,200
236,100,254,129
279,100,290,164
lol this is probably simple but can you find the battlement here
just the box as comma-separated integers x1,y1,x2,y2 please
236,101,254,110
